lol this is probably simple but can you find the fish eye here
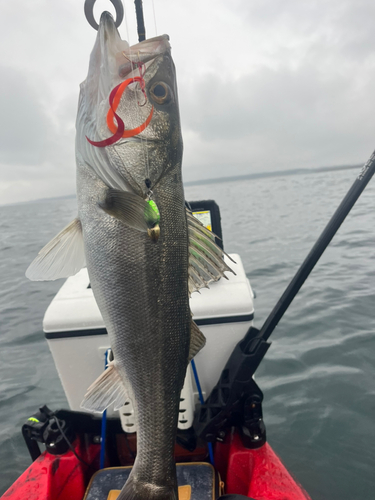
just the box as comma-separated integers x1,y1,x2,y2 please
150,82,171,104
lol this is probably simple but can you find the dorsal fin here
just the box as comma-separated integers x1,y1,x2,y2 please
187,208,235,293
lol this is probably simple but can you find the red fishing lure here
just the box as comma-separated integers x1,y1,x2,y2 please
86,73,153,148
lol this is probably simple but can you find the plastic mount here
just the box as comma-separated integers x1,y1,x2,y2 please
194,327,270,449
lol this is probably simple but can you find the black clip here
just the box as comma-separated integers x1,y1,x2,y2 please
22,405,74,460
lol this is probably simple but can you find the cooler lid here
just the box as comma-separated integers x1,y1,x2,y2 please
43,254,254,334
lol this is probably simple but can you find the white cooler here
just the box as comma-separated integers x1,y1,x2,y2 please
43,254,254,432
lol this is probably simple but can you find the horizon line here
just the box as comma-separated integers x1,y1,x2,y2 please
1,162,363,207
183,163,361,187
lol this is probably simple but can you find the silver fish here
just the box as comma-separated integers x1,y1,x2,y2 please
26,12,233,500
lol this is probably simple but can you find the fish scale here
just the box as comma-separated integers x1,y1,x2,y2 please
26,12,231,500
77,152,190,499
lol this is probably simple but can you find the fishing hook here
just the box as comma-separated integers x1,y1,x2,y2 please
84,0,124,30
121,52,148,106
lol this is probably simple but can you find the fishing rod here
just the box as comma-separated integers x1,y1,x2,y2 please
134,0,146,42
195,150,375,447
249,151,375,348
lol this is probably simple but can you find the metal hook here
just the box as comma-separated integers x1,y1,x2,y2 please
84,0,124,30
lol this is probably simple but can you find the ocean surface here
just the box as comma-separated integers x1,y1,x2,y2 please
0,166,374,499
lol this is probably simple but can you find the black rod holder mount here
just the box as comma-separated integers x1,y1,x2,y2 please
195,150,375,446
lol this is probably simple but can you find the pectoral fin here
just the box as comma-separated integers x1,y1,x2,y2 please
25,218,86,281
100,188,160,234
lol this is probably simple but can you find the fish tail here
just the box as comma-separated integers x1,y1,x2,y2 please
117,476,178,500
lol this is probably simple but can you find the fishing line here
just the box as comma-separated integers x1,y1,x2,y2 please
100,349,110,469
121,4,151,194
134,50,151,192
123,0,131,45
124,431,136,459
151,0,158,36
117,49,151,194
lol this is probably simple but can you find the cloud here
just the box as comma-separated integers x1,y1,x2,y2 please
0,67,51,165
176,0,375,180
179,57,375,181
1,0,375,202
0,67,77,205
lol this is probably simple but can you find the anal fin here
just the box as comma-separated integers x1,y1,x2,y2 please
189,320,206,362
81,360,128,413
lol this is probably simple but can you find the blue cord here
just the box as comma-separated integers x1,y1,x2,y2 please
191,359,215,466
100,349,110,469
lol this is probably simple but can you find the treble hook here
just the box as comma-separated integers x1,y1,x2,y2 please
84,0,124,30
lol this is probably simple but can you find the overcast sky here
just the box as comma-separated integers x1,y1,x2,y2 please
1,0,375,204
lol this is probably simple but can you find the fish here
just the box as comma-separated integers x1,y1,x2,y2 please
26,11,233,500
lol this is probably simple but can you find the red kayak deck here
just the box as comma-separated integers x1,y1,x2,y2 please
2,431,311,500
1,438,98,500
215,432,311,500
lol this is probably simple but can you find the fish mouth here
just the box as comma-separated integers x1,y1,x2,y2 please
98,10,121,43
81,11,169,149
99,10,117,29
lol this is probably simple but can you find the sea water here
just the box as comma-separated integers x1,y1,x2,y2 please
0,167,374,499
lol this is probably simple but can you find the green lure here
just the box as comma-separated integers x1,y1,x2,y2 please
147,199,160,223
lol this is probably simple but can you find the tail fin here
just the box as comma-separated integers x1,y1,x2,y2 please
117,476,178,500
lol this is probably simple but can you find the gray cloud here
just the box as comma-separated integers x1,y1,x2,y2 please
1,0,375,203
176,0,375,180
0,67,77,204
0,68,51,165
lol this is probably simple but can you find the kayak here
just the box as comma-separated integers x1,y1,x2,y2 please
4,0,375,494
3,425,311,500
